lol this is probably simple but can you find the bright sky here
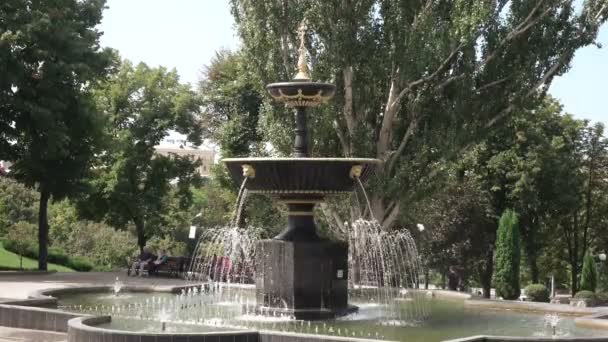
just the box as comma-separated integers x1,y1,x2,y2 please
98,0,607,126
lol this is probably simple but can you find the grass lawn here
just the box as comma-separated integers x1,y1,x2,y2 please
0,243,74,272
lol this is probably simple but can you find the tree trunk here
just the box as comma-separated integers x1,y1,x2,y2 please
480,249,494,298
38,188,50,271
135,217,146,254
571,262,579,296
424,269,429,289
529,256,540,284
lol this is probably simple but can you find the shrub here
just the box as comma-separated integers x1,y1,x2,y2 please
596,292,608,305
580,252,597,292
525,284,550,302
51,220,137,270
66,256,94,272
494,209,521,300
574,290,597,299
47,247,69,265
146,236,187,257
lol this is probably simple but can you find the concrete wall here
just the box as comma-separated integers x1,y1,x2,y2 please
67,316,383,342
0,303,86,332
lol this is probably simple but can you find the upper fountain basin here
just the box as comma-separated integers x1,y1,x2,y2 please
223,157,381,195
266,82,336,107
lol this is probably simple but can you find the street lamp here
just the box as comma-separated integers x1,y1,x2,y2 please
189,212,203,239
599,253,606,261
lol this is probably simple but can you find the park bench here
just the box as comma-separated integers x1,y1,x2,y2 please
127,256,189,278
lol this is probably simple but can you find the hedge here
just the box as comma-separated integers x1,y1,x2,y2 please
3,239,93,272
524,284,550,302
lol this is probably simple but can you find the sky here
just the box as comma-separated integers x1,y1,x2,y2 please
98,0,607,127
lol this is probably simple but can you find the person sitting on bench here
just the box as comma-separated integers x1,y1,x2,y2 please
129,248,156,276
148,249,169,275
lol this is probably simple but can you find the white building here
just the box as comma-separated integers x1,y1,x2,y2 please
155,133,216,177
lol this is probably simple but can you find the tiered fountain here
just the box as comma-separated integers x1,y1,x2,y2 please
223,24,380,320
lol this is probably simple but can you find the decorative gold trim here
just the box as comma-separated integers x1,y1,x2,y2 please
288,211,315,216
248,189,351,194
277,199,323,204
350,165,363,179
242,164,255,179
269,88,332,108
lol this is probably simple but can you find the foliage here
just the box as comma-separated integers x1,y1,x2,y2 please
79,60,203,251
52,220,137,270
229,0,608,233
550,122,608,294
3,235,92,271
3,221,36,268
494,209,521,300
146,236,187,257
199,49,264,158
409,175,495,295
524,284,550,303
580,252,598,292
0,242,73,272
66,256,94,272
574,290,597,300
596,292,608,305
0,178,38,237
0,0,114,270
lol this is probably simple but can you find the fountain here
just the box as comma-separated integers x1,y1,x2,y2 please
113,277,123,297
222,23,380,320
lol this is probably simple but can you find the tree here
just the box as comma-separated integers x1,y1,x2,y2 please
0,177,39,236
410,173,496,295
554,122,608,294
199,49,264,158
199,49,285,231
4,221,36,269
580,252,597,292
80,60,203,252
494,209,521,300
0,0,113,270
230,0,608,231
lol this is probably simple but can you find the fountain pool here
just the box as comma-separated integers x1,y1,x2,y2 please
55,289,607,342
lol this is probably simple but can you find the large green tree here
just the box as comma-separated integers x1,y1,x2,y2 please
199,49,286,232
230,0,608,230
80,61,204,252
0,0,113,270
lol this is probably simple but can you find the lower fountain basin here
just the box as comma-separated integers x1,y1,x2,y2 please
54,289,607,341
222,158,381,196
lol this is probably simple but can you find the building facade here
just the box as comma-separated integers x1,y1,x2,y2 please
154,145,215,177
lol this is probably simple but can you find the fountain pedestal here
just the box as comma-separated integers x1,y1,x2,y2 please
254,239,355,320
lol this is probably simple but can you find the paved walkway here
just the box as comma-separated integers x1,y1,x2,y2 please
0,271,190,299
0,327,66,342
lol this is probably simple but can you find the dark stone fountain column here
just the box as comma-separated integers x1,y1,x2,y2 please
293,106,308,158
251,105,354,319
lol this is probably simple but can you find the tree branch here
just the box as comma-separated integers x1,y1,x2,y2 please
381,201,401,230
387,115,418,175
485,53,569,129
342,66,355,154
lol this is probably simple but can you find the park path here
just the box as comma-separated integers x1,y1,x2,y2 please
0,326,66,342
0,271,189,299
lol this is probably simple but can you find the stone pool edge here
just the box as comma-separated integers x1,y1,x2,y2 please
1,285,608,341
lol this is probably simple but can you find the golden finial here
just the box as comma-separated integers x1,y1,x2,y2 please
293,19,311,81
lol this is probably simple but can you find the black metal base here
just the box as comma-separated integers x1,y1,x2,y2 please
254,239,352,320
274,203,320,241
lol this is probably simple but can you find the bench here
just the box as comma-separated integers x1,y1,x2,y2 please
127,256,189,278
